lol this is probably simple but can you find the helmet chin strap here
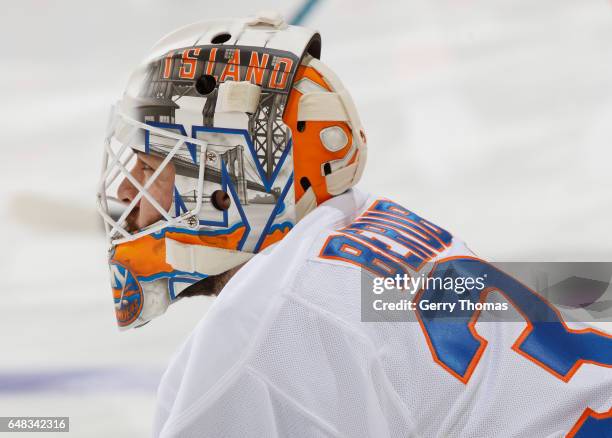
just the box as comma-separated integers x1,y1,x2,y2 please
165,237,254,282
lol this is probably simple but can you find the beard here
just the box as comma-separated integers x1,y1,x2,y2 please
179,265,242,297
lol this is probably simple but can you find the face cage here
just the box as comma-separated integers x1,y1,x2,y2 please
97,107,207,246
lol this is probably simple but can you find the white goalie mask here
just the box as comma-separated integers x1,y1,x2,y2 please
97,12,367,329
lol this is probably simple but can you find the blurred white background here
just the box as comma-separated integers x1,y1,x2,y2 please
1,0,611,436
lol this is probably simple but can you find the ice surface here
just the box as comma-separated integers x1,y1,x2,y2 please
1,0,611,436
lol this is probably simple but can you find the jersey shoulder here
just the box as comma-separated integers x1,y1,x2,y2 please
283,196,473,333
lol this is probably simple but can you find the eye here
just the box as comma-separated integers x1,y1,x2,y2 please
211,190,231,211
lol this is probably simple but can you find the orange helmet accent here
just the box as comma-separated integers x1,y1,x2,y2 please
283,63,357,207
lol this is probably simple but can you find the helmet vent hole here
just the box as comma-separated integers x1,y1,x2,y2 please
300,177,311,191
211,190,231,211
323,163,332,176
297,121,306,132
195,74,217,95
211,33,231,44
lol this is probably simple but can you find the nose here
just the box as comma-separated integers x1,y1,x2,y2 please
117,176,139,205
113,153,175,232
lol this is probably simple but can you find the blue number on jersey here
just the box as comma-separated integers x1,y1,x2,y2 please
416,257,612,383
320,200,612,382
320,199,612,437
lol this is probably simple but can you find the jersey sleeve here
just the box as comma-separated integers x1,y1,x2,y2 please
156,365,350,438
152,267,415,437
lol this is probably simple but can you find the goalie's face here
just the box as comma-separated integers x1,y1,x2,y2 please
117,153,176,232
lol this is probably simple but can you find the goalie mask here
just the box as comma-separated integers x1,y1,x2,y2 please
97,12,367,329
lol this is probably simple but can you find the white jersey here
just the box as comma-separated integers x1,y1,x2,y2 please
153,189,612,438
